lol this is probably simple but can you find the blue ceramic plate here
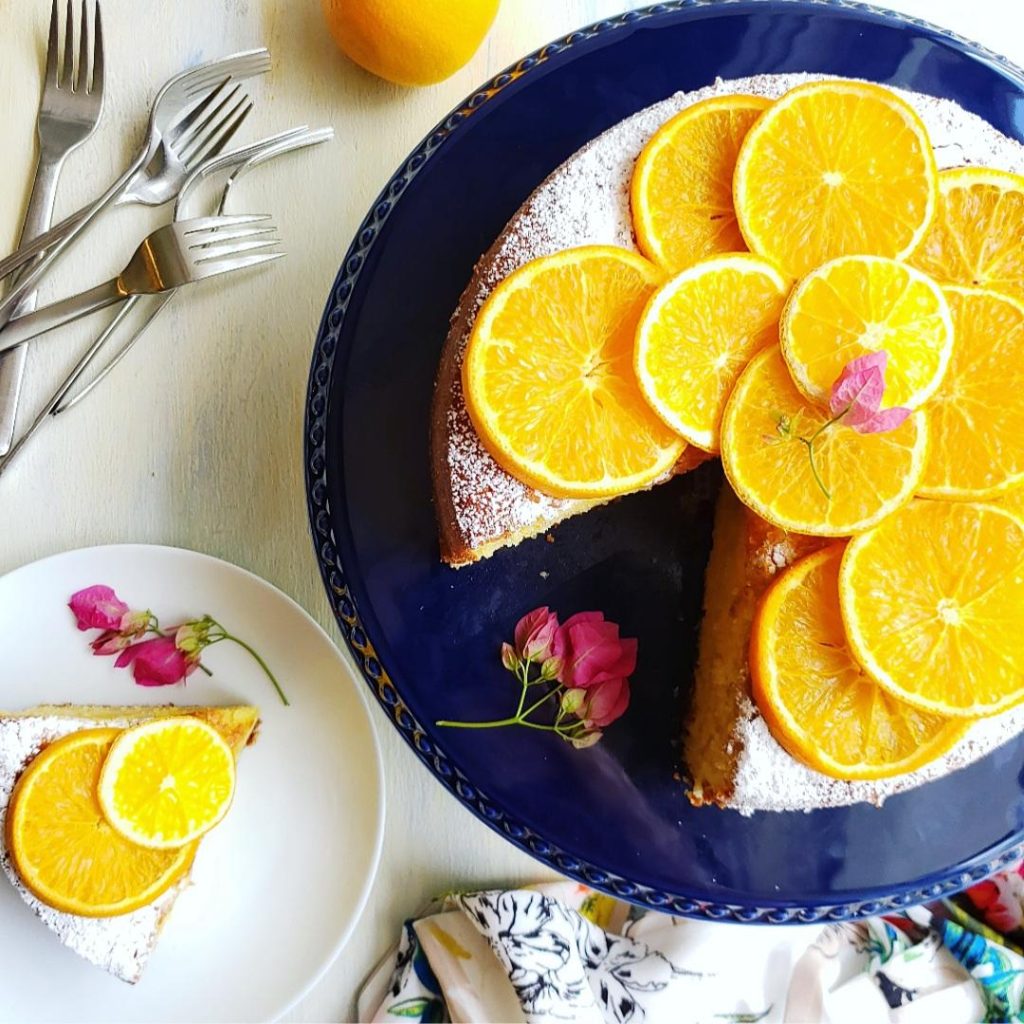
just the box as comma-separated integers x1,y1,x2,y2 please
306,0,1024,922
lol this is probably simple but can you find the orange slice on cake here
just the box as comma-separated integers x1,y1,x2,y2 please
631,94,771,272
720,346,928,535
780,255,953,408
634,254,791,451
751,545,966,779
919,286,1024,499
840,499,1024,717
733,80,937,277
909,167,1024,303
462,246,684,498
7,729,196,917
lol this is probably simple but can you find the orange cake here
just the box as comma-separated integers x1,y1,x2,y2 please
432,72,1024,812
0,704,259,982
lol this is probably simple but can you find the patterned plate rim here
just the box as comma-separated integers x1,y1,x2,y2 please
304,0,1024,923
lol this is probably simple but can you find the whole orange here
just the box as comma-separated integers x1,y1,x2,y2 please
321,0,500,87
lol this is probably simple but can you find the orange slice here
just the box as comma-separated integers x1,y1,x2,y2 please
631,94,772,272
462,246,684,498
98,717,236,850
780,255,953,408
634,254,790,451
733,80,937,277
6,729,196,917
840,499,1024,717
909,167,1024,303
720,346,928,535
919,286,1024,499
751,545,966,779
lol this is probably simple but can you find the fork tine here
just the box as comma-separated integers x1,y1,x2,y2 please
45,0,60,86
166,78,231,147
76,0,88,93
90,1,103,94
180,213,271,233
192,238,282,264
61,0,74,89
182,96,252,167
174,83,245,160
180,50,272,97
194,251,285,279
187,225,278,249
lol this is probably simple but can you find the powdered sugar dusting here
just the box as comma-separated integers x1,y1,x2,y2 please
0,713,183,984
443,72,1024,553
731,699,1024,815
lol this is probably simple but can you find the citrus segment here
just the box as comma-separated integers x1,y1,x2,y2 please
463,246,685,498
780,255,953,408
98,717,236,850
631,94,772,272
720,346,928,535
751,545,966,779
909,167,1024,303
840,500,1024,717
6,729,195,917
733,80,937,277
919,287,1024,499
634,254,790,451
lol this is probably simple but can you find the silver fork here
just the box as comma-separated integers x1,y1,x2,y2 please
0,0,105,455
0,216,283,353
0,48,271,327
0,128,327,474
53,126,333,410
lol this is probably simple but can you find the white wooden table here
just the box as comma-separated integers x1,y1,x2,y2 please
0,0,1020,1019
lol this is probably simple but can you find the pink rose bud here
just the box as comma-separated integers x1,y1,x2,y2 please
513,606,564,662
115,636,198,687
557,612,638,689
90,630,135,656
69,585,130,632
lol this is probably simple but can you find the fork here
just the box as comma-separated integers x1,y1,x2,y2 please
0,49,271,327
0,0,105,455
0,216,283,353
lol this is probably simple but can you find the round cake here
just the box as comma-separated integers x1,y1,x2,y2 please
430,72,1024,813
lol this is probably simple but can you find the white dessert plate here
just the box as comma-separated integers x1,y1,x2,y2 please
0,544,384,1023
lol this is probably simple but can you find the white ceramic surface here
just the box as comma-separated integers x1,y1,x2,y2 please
0,545,384,1023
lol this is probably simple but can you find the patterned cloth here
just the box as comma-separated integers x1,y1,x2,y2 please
357,866,1024,1023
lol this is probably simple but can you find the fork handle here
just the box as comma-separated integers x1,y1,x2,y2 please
0,280,125,353
0,150,146,330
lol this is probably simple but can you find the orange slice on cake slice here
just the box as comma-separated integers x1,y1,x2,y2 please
462,245,685,499
840,499,1024,717
909,166,1024,302
631,93,772,272
635,253,791,451
751,545,966,779
720,346,928,535
733,80,938,277
780,255,953,409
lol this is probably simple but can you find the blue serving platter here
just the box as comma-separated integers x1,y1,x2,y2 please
306,0,1024,922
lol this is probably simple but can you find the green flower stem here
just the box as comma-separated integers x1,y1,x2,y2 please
435,716,563,732
205,624,289,706
796,408,848,502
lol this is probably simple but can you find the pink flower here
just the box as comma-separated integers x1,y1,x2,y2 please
829,351,911,435
69,585,130,632
513,606,565,663
90,630,135,656
114,635,198,687
581,677,631,728
557,611,638,689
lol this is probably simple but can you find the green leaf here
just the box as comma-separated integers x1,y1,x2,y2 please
388,998,432,1018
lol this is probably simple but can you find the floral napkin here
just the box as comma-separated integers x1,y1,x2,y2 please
357,866,1024,1023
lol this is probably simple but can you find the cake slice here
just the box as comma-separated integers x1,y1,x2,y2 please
0,704,259,983
686,489,1024,813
